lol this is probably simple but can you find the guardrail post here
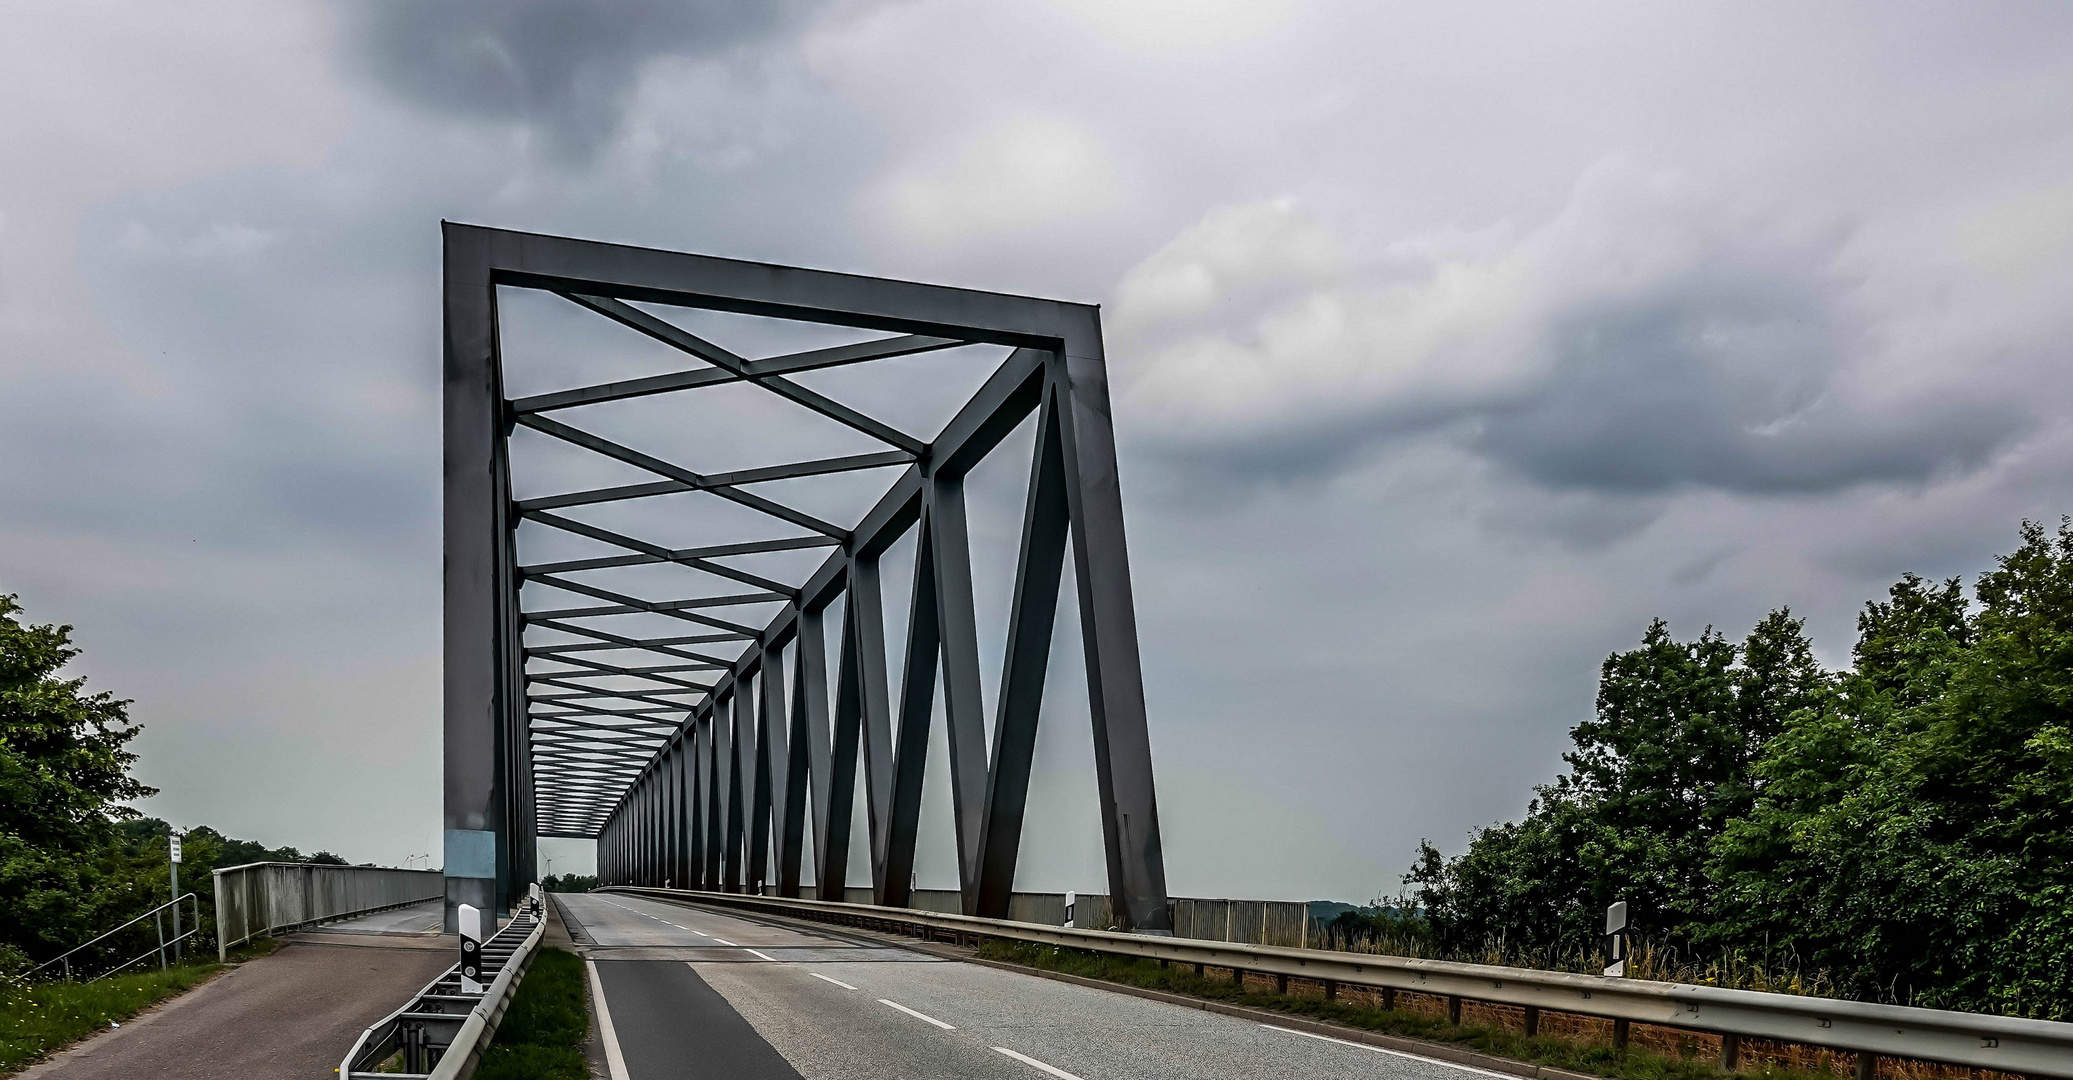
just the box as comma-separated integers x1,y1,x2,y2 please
1613,1017,1630,1049
1524,1005,1540,1036
1855,1052,1876,1080
1448,995,1462,1025
459,904,484,994
1721,1032,1740,1068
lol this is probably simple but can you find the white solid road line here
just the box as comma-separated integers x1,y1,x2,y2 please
1259,1024,1517,1079
745,949,779,962
879,998,956,1030
586,960,631,1080
811,972,858,990
712,938,738,946
993,1046,1088,1080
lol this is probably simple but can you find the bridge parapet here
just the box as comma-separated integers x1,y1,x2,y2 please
213,862,443,959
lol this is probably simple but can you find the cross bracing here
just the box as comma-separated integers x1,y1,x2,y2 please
443,223,1170,933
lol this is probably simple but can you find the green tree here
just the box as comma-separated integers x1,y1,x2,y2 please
1409,611,1825,958
0,595,157,958
1709,522,2073,1017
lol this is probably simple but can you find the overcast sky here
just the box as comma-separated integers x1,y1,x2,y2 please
5,2,2071,900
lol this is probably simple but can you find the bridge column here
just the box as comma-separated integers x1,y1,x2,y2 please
442,223,523,930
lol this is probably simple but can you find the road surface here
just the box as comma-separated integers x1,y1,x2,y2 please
558,892,1503,1080
22,904,452,1079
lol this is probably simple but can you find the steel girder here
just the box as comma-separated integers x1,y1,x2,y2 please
444,223,1170,931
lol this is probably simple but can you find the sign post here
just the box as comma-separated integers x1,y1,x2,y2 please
169,831,183,964
1603,900,1628,977
459,903,484,993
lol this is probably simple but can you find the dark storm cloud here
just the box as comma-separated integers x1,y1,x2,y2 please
1125,188,2031,505
1468,272,2027,496
339,0,797,158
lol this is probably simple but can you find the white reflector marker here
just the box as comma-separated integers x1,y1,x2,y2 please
458,903,483,994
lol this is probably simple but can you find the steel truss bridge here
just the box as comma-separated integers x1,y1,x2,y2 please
442,223,1170,932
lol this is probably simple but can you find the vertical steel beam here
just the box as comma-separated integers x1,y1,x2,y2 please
758,644,793,896
972,388,1072,918
706,707,727,888
442,223,515,931
747,667,775,894
878,513,939,908
927,478,992,912
817,591,861,899
780,617,818,898
1053,348,1172,932
849,557,895,897
723,691,748,891
691,720,708,888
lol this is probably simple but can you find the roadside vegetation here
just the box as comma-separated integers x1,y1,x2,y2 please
979,941,1900,1080
1361,520,2073,1020
541,874,596,893
0,593,347,977
473,947,590,1080
0,938,277,1076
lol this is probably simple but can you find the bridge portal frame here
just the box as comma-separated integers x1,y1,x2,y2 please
443,223,1171,931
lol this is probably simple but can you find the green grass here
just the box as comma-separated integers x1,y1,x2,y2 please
977,941,1847,1080
0,938,282,1076
473,947,589,1080
0,962,222,1075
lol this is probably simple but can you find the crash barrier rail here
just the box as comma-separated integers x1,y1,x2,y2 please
603,886,2073,1079
339,885,547,1080
28,893,201,982
775,885,1315,947
213,862,443,960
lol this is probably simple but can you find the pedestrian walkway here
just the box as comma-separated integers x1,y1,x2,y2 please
21,914,454,1078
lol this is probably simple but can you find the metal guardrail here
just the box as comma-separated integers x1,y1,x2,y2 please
606,887,2073,1078
339,885,548,1080
30,894,201,982
213,862,443,959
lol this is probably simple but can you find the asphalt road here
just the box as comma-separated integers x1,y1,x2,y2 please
557,892,1506,1080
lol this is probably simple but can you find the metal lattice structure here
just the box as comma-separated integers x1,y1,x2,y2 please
442,224,1171,932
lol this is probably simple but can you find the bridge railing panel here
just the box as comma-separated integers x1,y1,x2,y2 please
213,862,443,959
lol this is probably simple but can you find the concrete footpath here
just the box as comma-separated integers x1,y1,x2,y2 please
21,903,455,1079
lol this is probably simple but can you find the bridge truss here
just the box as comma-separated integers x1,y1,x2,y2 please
442,224,1171,932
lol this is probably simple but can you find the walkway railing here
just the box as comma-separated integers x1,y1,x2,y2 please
605,886,2073,1079
213,862,443,959
30,893,200,982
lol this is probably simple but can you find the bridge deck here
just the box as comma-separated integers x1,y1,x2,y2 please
561,892,1480,1080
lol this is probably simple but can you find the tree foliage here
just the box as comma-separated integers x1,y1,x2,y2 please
0,594,346,970
1408,522,2073,1018
0,594,156,957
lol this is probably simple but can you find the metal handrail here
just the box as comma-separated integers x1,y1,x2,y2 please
605,886,2073,1079
30,893,201,982
339,887,549,1080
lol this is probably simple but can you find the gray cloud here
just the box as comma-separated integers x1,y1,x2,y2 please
9,2,2073,900
1468,273,2027,495
339,0,796,159
1117,169,2038,506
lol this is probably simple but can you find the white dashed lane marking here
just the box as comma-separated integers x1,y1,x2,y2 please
879,999,955,1030
993,1047,1087,1080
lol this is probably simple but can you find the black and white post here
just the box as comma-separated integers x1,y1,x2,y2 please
459,903,484,994
1604,900,1629,977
